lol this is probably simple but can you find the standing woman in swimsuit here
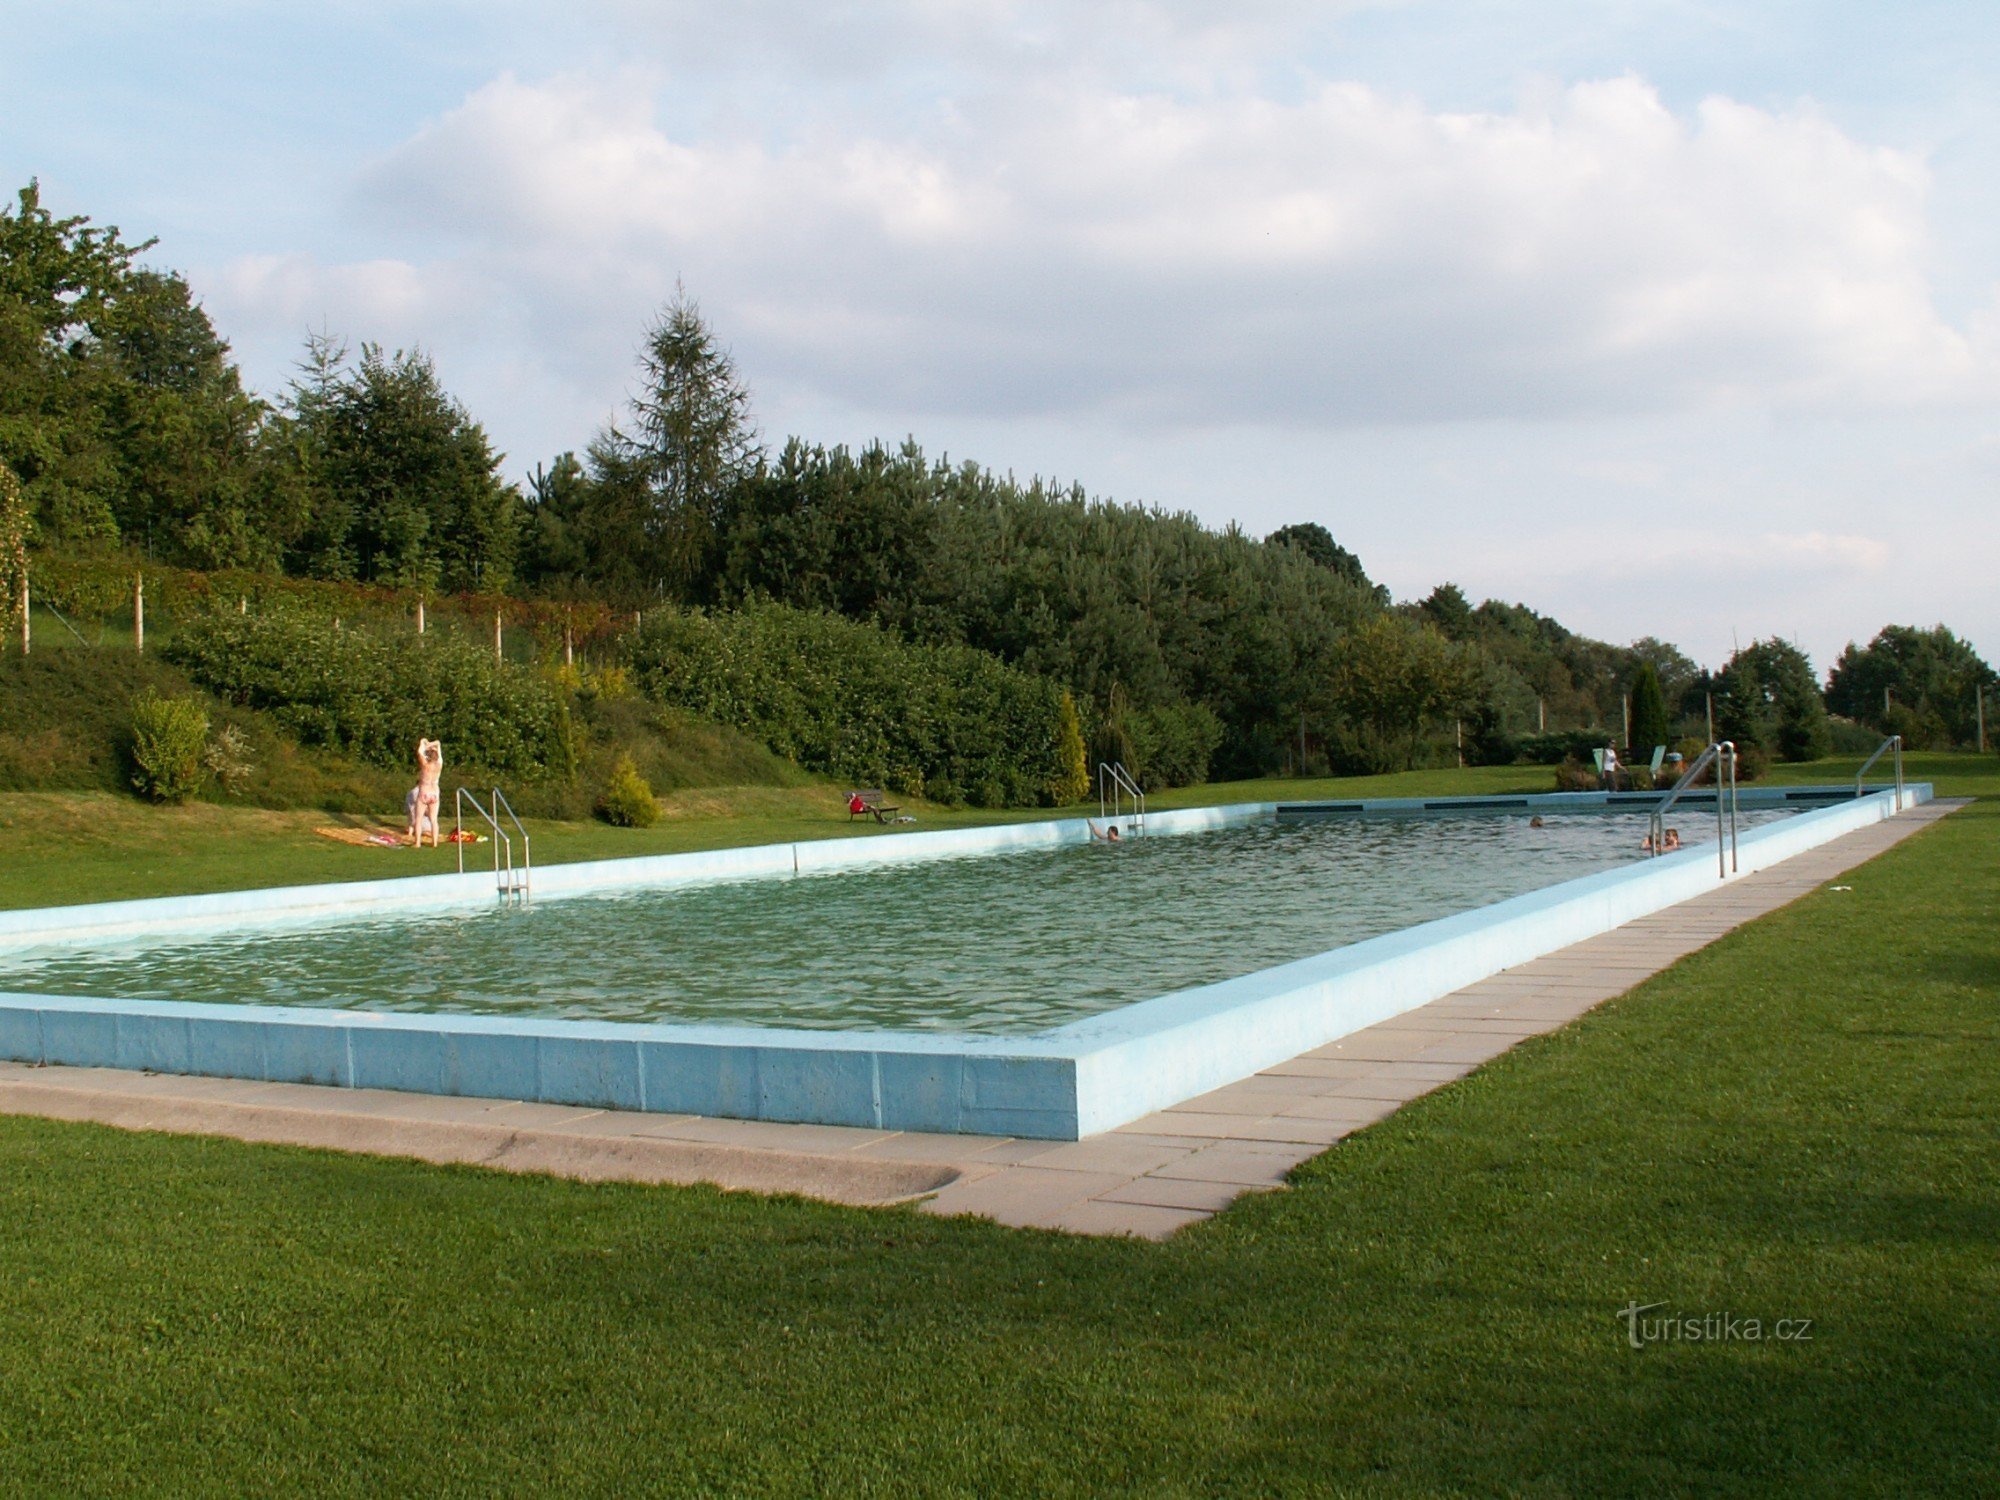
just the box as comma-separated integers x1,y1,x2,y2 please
408,738,444,846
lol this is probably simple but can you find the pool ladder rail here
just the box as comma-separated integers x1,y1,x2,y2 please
1649,741,1740,878
455,786,532,901
1098,760,1146,837
1854,734,1905,812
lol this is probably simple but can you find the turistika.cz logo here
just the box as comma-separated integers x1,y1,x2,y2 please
1616,1302,1814,1349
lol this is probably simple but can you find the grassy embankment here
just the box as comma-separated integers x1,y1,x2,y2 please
0,774,1991,1489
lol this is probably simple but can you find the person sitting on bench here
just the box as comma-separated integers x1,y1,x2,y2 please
846,789,901,823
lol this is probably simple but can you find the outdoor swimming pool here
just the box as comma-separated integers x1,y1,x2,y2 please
0,785,1926,1136
0,808,1797,1035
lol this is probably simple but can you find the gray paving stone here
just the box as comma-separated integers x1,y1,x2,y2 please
1150,1143,1319,1186
1015,1137,1197,1176
1096,1176,1268,1212
918,1167,1130,1227
1276,1094,1402,1125
1038,1200,1211,1239
1122,1110,1268,1139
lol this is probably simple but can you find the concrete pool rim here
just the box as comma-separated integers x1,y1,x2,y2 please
0,783,1929,1140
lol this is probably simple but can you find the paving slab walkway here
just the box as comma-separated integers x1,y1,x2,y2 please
0,799,1963,1238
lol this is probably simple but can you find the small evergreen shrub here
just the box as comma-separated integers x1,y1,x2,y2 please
1048,690,1091,805
595,753,661,827
129,690,210,803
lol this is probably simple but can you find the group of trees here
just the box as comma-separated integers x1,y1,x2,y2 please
6,179,1994,788
1,184,516,592
1827,625,1995,749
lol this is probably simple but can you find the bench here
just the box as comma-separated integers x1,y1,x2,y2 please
846,788,901,823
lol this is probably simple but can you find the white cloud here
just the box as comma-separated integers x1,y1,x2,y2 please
206,66,1995,445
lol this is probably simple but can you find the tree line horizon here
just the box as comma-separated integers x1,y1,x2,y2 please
2,179,1991,787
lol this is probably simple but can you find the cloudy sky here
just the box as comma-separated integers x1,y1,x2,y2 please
7,1,1995,671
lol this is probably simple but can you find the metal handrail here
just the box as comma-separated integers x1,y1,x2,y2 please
455,787,527,901
1854,734,1904,812
1097,761,1146,835
490,786,532,897
1649,740,1739,877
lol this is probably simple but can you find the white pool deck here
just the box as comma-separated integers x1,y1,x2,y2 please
0,796,1960,1238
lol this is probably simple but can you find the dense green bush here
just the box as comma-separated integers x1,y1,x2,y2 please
595,753,661,827
1125,701,1225,792
167,612,575,780
623,602,1072,806
128,690,210,803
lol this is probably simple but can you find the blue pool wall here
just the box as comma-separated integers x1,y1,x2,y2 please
0,784,1927,1140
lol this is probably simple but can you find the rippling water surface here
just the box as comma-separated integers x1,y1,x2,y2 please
3,811,1789,1035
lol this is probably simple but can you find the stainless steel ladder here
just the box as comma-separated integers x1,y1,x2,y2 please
1097,761,1146,836
1854,734,1904,812
1649,741,1739,877
455,786,532,901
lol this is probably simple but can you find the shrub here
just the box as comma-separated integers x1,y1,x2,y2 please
586,664,634,702
1827,716,1884,756
1326,728,1396,777
203,722,255,795
129,690,210,802
1048,690,1090,805
622,602,1072,805
1879,701,1946,753
1127,700,1225,791
595,753,661,827
167,612,576,780
1553,757,1600,792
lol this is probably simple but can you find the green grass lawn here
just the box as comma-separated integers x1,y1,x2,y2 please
0,773,1993,1490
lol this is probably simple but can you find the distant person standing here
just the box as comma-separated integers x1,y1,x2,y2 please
407,738,444,846
1601,744,1622,792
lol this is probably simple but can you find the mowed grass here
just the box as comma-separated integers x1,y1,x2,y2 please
0,795,1993,1491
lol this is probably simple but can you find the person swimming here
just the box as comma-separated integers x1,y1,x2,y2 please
1087,819,1121,843
407,738,443,847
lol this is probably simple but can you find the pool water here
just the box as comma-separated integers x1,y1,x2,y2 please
2,812,1790,1036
